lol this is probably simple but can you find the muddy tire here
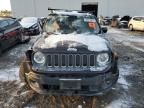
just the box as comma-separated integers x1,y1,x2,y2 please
19,62,31,90
19,62,27,83
129,24,133,31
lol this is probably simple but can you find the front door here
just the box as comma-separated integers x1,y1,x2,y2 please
133,17,141,30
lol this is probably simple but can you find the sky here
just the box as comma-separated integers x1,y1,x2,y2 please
0,0,11,11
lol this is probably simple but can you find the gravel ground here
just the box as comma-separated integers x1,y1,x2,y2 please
0,28,144,108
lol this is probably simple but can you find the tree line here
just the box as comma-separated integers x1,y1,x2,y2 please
0,10,12,17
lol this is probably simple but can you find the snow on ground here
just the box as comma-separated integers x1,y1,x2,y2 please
108,28,144,52
0,67,19,81
0,30,144,107
0,36,39,82
118,65,132,89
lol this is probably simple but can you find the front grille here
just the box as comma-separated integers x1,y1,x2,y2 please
47,54,96,67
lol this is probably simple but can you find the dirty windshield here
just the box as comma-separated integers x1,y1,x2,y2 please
44,14,100,34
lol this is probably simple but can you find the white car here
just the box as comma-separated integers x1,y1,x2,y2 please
128,16,144,31
20,17,42,35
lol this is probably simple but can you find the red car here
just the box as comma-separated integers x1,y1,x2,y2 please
0,17,30,55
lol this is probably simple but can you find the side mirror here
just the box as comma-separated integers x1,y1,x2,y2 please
101,27,108,33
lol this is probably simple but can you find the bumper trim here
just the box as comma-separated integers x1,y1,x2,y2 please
25,70,119,96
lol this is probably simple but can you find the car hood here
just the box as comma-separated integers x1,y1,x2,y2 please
20,22,35,28
33,33,110,52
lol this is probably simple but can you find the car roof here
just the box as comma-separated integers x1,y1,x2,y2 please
50,10,93,16
132,16,144,18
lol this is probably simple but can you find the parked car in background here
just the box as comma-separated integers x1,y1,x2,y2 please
20,17,41,36
19,9,119,96
0,17,30,55
103,16,112,25
111,15,120,27
117,15,131,28
128,16,144,31
99,16,112,25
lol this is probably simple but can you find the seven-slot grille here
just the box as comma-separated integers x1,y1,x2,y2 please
47,54,96,67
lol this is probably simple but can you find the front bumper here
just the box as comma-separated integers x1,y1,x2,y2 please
25,67,119,96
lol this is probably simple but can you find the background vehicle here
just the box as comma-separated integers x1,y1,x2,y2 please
128,16,144,31
111,15,120,27
19,10,119,96
99,16,112,25
0,17,30,55
20,17,41,36
117,15,131,28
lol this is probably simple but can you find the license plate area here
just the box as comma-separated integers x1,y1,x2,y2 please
59,79,81,90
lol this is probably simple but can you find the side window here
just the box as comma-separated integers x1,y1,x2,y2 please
14,20,21,26
133,17,141,21
8,19,15,25
0,20,9,28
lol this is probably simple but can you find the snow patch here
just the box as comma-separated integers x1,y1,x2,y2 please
108,29,144,52
118,76,130,89
0,67,19,81
42,33,108,51
123,42,144,52
20,23,35,28
118,65,133,89
105,98,132,108
20,17,38,28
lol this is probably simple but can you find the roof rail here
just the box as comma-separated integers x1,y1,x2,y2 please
48,8,90,14
48,8,65,11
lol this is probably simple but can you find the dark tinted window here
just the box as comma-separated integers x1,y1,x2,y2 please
133,17,141,21
139,17,144,21
0,20,9,28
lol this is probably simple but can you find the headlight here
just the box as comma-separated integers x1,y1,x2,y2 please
97,53,109,66
33,52,46,64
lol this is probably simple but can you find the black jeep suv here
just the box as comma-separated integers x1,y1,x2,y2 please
19,10,119,96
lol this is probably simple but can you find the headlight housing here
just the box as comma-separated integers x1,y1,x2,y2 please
33,52,46,64
97,53,110,66
31,24,38,28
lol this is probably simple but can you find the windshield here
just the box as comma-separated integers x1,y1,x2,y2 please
43,14,100,34
21,17,37,23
